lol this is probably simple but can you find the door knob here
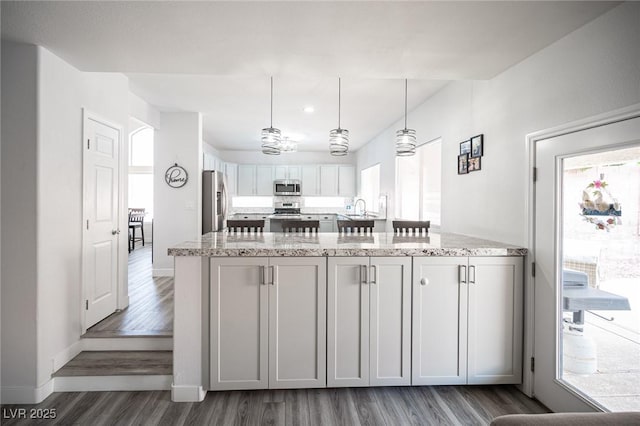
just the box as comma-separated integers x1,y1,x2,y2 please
112,229,120,235
420,278,429,286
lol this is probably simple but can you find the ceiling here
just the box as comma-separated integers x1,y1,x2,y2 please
1,1,618,152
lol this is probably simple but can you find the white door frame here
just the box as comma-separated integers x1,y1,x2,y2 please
81,108,129,334
524,103,640,399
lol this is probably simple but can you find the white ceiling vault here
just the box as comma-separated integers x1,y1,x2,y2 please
2,1,618,151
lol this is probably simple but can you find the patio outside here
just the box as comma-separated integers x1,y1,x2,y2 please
561,147,640,412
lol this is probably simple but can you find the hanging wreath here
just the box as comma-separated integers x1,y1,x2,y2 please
579,175,621,232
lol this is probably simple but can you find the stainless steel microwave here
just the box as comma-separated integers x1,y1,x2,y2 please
274,179,301,196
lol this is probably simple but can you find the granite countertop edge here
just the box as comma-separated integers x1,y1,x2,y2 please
167,232,527,257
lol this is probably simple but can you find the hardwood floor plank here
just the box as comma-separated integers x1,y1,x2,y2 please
53,351,172,377
0,386,549,425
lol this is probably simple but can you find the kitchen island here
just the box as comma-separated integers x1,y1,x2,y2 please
168,232,526,402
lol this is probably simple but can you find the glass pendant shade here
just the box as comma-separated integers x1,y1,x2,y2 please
396,79,417,156
329,78,349,156
280,137,297,153
329,128,349,156
395,128,416,156
261,127,281,155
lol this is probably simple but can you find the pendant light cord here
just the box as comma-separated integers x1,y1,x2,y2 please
338,78,342,130
270,76,274,128
404,78,408,130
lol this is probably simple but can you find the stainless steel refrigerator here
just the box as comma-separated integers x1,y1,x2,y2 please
202,170,227,232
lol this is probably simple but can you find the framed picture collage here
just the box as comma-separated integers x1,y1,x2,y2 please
458,134,483,175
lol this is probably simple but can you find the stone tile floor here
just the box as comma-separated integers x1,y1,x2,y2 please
563,278,640,411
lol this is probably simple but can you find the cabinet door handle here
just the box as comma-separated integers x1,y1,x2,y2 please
361,265,368,284
459,265,467,284
469,265,476,284
270,266,276,285
420,277,428,286
370,265,377,284
260,265,266,285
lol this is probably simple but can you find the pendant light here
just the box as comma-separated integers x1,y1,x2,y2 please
329,78,349,156
261,76,281,155
396,79,416,156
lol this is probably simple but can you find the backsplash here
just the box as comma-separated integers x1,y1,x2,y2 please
229,196,352,215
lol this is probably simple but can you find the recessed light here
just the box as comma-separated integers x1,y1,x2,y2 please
303,106,315,113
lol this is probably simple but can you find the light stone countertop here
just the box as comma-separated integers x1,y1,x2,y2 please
168,232,527,257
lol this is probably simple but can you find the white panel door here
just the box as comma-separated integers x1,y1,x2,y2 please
301,166,319,196
467,257,523,384
269,257,327,389
224,163,237,196
369,257,412,386
83,115,120,328
412,257,468,385
338,165,356,197
237,165,256,195
328,257,370,387
256,166,274,195
320,165,338,196
210,258,269,390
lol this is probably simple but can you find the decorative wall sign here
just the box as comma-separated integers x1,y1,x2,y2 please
579,175,621,231
165,163,188,188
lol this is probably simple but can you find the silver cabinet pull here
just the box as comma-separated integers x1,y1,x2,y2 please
260,265,266,285
361,265,368,284
270,265,276,285
459,265,467,284
370,265,377,284
469,265,476,284
420,277,429,286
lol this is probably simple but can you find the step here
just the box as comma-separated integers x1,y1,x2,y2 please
80,336,173,351
52,351,172,392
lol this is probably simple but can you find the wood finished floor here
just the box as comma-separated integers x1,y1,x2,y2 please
0,385,549,426
52,351,172,377
84,245,174,338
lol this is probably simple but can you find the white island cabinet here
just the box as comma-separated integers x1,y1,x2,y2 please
327,257,412,387
210,257,326,391
412,256,523,385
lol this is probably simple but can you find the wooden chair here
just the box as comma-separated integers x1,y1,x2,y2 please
227,219,265,233
282,220,319,233
128,208,145,252
393,220,430,235
337,220,374,234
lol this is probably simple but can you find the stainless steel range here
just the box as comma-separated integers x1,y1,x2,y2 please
270,202,301,231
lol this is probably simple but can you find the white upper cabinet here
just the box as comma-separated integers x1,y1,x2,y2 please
224,163,237,196
256,166,274,195
237,165,274,196
237,165,257,195
274,165,302,181
320,165,339,196
301,166,320,196
338,165,355,197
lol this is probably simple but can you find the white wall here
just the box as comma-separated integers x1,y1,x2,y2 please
1,41,39,399
220,150,356,165
1,42,131,402
153,112,203,276
357,2,640,244
129,91,161,130
37,48,130,388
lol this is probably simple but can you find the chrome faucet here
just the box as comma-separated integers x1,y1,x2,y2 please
354,198,367,216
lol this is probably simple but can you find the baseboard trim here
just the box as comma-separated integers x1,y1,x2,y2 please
152,268,174,277
81,337,172,351
54,375,172,392
52,341,83,374
1,380,54,404
171,384,206,402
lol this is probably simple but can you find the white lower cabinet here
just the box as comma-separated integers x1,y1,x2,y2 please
327,257,412,387
210,257,326,390
412,256,523,385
